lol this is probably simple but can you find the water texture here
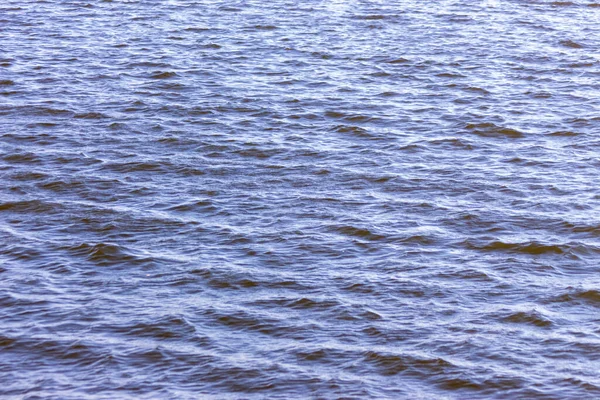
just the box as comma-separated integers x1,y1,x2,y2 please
1,0,600,398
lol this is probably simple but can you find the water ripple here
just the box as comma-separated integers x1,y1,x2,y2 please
1,0,600,398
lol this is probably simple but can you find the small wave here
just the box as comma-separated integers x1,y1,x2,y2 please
66,242,154,266
386,57,410,64
465,123,523,138
8,171,48,181
436,72,466,78
166,199,216,213
552,2,575,7
569,60,596,67
549,131,580,137
101,160,170,173
463,86,490,94
0,292,49,309
330,225,387,241
263,297,341,311
40,179,89,193
150,71,178,79
9,106,73,117
353,15,386,20
209,309,314,339
235,148,282,159
565,220,600,236
528,91,552,98
110,316,196,340
333,125,369,136
0,335,16,348
378,91,400,97
129,61,172,68
501,310,553,327
188,268,307,291
0,89,19,96
217,6,241,11
3,151,44,164
557,378,600,393
548,289,600,307
2,244,43,261
560,39,584,48
27,122,59,128
428,138,474,149
1,336,110,367
184,26,210,32
576,290,600,302
324,110,346,119
293,347,347,363
363,350,453,376
0,199,62,213
464,240,565,255
341,282,380,294
73,112,108,119
436,269,493,282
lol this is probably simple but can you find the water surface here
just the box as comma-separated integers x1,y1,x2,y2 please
1,0,600,398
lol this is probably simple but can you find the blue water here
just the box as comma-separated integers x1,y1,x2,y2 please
1,0,600,398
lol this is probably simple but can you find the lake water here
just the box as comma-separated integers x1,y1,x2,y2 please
1,0,600,398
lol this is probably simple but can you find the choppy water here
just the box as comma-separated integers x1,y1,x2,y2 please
2,0,600,398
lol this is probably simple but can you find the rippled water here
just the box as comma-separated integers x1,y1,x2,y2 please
2,0,600,398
